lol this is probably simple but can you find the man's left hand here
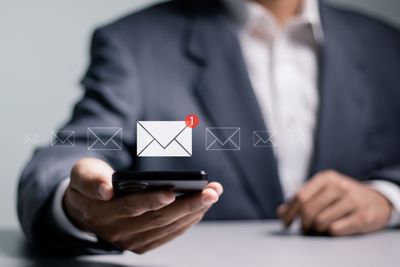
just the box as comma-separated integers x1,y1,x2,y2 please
277,170,392,236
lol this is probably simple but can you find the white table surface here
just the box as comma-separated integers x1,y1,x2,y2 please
1,221,399,267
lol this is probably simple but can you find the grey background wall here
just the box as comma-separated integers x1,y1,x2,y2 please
0,0,399,228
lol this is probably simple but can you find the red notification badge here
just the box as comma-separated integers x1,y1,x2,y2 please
185,114,199,129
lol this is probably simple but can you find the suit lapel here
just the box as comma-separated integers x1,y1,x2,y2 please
309,3,372,178
184,4,284,216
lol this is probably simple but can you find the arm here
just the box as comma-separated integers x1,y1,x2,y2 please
277,170,398,236
17,26,141,255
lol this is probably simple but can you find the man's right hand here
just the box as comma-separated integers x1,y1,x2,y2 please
63,158,223,254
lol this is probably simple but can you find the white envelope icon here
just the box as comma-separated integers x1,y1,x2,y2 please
253,131,277,147
87,127,123,150
289,133,304,144
137,121,192,157
51,131,75,147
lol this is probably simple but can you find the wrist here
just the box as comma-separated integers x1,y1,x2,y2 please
366,180,400,227
367,187,392,225
63,187,87,232
52,178,98,242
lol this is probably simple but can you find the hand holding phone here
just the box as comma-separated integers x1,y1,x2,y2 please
63,158,223,254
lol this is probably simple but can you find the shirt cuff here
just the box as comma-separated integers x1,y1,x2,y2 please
367,180,400,227
52,177,98,242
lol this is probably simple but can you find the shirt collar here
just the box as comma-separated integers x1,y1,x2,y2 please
223,0,324,43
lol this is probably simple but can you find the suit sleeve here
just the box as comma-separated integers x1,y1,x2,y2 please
17,26,143,255
367,166,400,189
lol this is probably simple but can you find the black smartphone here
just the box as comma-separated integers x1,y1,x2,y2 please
112,170,208,196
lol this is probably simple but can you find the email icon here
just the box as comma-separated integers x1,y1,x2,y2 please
253,131,277,147
51,131,75,147
24,133,39,145
137,121,192,157
289,133,304,144
87,127,123,150
205,127,240,151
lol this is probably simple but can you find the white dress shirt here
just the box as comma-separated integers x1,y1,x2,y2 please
237,0,321,199
52,0,400,241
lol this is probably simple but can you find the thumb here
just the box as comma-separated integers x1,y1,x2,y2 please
70,158,114,200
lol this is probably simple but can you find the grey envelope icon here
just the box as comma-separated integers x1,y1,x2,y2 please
51,131,75,147
205,127,240,150
87,127,123,150
253,131,277,147
24,133,39,145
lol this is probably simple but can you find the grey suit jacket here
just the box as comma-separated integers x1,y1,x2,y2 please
18,0,400,255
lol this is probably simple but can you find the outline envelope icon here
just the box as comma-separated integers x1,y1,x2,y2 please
137,121,192,157
205,127,240,150
253,131,277,147
24,133,39,145
51,131,75,147
87,127,123,150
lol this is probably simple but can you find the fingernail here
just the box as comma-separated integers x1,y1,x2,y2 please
201,196,217,206
159,192,175,204
98,183,110,200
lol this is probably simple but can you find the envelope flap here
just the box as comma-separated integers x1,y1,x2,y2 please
254,131,270,143
53,131,74,143
138,121,187,148
207,127,239,145
89,128,121,144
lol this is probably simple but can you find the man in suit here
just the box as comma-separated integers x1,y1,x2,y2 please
18,0,400,255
